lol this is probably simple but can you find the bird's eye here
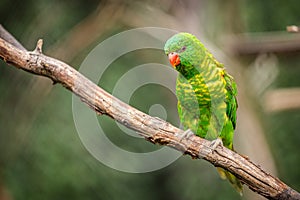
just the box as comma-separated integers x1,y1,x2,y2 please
178,46,186,53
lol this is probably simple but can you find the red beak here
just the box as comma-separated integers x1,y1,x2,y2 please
168,52,181,67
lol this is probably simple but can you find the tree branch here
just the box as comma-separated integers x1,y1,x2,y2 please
264,88,300,112
227,32,300,55
0,30,299,200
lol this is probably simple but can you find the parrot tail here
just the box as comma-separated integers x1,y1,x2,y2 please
217,167,243,196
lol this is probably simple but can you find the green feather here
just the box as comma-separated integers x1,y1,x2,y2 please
164,33,242,195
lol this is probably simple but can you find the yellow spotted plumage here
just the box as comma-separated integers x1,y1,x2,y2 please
164,33,242,195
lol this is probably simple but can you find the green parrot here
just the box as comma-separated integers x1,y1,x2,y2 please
164,32,243,195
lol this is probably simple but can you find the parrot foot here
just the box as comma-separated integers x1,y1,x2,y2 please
178,129,194,142
209,138,223,152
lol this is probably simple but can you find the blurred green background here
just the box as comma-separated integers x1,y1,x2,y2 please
1,0,300,199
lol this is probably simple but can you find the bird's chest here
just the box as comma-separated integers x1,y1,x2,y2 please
176,72,228,139
176,74,212,108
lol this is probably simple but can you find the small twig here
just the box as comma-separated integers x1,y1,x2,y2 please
34,39,43,54
0,31,300,200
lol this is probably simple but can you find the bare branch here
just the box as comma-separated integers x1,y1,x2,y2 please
264,88,300,112
227,32,300,55
0,33,300,200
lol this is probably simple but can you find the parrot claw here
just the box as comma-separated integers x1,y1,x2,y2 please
178,129,194,142
209,138,223,152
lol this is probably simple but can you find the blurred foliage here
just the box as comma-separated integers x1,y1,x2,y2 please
0,0,300,200
276,55,300,87
241,0,300,32
267,110,300,190
241,0,300,194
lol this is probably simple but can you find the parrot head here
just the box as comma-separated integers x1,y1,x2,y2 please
164,32,206,78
